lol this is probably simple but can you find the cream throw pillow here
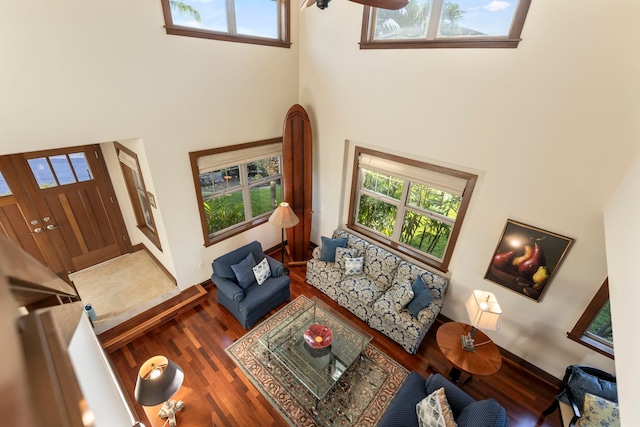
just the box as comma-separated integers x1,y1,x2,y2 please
416,387,457,427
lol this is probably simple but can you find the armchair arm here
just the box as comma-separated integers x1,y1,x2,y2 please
312,246,321,260
265,254,285,277
212,274,244,302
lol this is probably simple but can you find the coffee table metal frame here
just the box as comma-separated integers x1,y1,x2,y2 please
259,296,372,401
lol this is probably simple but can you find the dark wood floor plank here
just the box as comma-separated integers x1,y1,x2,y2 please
108,257,562,427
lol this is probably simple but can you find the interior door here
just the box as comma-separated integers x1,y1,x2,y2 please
0,145,130,273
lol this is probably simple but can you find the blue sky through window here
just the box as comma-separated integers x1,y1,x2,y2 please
447,0,516,36
172,0,279,39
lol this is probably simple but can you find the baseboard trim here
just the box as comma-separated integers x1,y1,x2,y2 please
436,314,561,388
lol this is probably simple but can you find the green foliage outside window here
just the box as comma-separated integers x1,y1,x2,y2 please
587,300,613,343
357,170,461,261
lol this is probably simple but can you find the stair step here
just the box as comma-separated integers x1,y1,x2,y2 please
98,284,208,353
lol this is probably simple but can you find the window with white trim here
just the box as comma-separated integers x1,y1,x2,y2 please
190,138,283,245
348,146,476,271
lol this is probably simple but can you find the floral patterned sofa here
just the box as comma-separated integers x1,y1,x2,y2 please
305,229,448,354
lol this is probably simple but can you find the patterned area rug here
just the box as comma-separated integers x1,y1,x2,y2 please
225,295,409,427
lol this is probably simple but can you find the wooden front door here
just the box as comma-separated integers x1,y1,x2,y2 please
0,145,129,273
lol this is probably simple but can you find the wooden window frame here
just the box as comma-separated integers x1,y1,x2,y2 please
567,278,614,359
347,146,476,273
114,143,162,251
359,0,531,50
189,137,283,247
159,0,291,48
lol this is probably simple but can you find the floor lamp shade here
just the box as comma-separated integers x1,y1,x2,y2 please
268,202,300,229
134,356,184,406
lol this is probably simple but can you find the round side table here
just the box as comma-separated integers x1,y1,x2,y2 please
436,321,502,384
143,387,213,427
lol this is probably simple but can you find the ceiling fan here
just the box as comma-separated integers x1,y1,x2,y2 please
300,0,408,11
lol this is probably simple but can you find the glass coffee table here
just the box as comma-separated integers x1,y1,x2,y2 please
259,296,373,402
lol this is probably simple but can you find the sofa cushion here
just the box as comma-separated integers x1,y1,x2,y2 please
341,277,390,306
456,399,505,427
408,275,435,317
336,247,358,270
333,229,369,255
231,252,257,289
377,371,427,427
252,257,271,285
557,366,617,410
319,236,348,262
416,387,457,427
364,245,401,288
576,392,620,427
393,280,415,312
345,256,364,275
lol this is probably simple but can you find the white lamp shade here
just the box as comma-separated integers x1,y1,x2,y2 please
268,201,299,229
465,290,502,331
134,356,184,406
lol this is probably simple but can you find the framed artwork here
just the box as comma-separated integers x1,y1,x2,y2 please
484,219,574,302
147,191,157,208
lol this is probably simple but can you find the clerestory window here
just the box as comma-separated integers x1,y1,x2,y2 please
567,278,614,359
190,138,283,245
360,0,532,49
160,0,291,48
348,146,477,272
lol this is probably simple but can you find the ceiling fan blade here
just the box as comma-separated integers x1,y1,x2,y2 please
349,0,408,10
300,0,317,10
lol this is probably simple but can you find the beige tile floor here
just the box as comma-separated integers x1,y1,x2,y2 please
69,250,179,334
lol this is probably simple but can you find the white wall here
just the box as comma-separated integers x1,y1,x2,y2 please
298,0,640,380
604,149,640,425
0,0,300,289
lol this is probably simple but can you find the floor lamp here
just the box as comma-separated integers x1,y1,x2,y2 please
268,201,299,275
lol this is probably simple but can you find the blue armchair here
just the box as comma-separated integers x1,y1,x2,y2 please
211,241,290,329
379,372,508,427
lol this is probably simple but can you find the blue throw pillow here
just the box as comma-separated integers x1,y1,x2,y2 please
408,275,434,317
231,252,257,289
319,236,348,262
556,366,617,411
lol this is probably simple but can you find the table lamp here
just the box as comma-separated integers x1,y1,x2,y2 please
134,356,185,427
268,201,299,274
462,290,502,352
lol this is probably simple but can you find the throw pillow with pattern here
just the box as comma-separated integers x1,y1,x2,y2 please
577,392,620,427
393,280,415,312
344,257,364,275
335,247,358,270
252,257,271,285
416,387,457,427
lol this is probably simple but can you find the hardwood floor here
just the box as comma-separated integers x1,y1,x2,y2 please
108,261,563,427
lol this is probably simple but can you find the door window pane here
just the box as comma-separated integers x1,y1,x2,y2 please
27,158,58,189
49,155,76,185
69,152,93,182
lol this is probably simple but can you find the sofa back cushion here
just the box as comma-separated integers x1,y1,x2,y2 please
213,241,265,282
364,245,401,288
333,229,369,256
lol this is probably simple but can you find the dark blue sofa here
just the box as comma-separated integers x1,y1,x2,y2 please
211,241,290,329
379,372,508,427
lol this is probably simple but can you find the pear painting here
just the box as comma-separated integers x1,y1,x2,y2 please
485,220,574,302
